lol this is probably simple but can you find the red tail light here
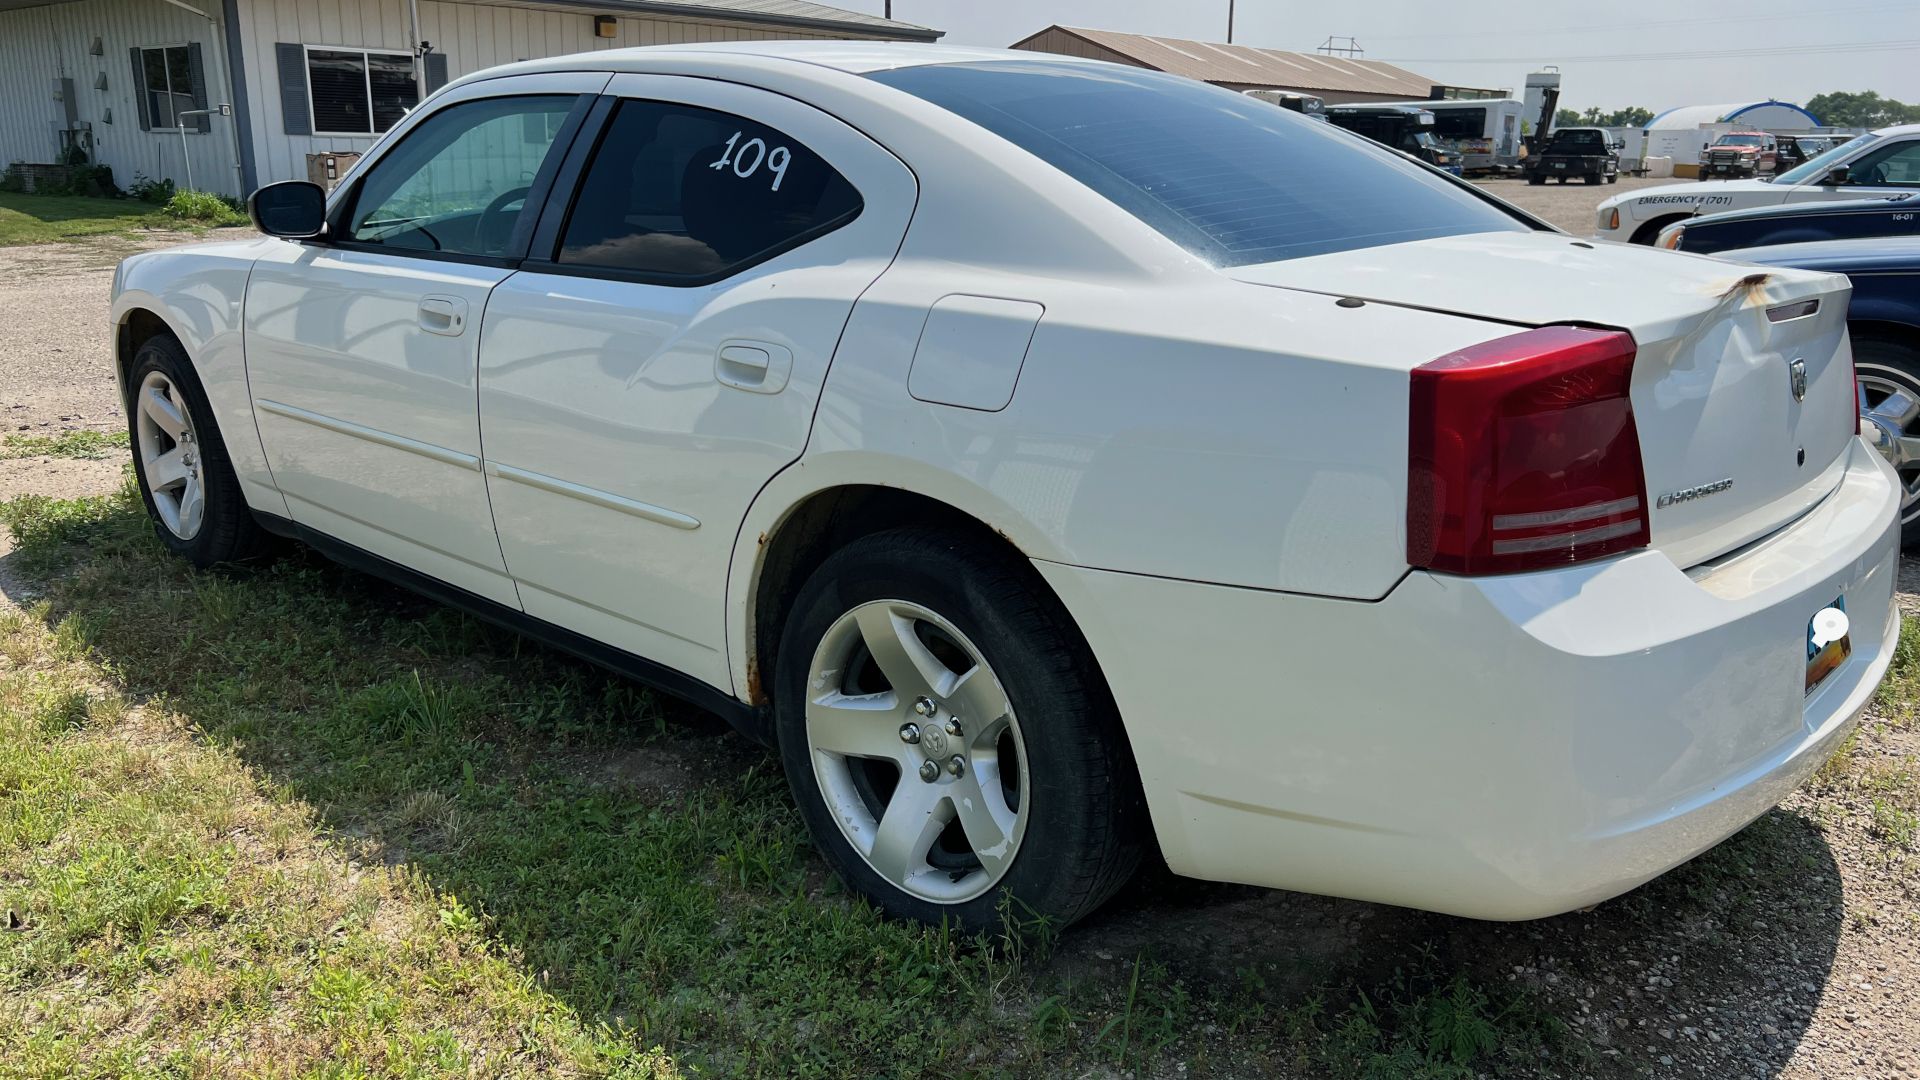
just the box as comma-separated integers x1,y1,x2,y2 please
1407,326,1649,575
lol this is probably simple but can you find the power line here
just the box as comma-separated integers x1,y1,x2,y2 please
1362,3,1910,41
1374,39,1920,64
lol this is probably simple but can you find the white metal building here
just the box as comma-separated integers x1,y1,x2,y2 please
0,0,939,198
1641,100,1823,171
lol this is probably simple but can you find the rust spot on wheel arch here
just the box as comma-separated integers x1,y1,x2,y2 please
744,655,766,706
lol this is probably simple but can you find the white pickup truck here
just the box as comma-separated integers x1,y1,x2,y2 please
1596,122,1920,244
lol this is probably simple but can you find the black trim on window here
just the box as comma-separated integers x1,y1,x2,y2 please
523,94,616,261
521,95,867,289
316,91,596,267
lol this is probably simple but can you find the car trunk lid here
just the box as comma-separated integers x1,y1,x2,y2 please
1230,232,1857,570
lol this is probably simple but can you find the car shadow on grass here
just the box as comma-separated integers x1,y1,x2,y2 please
0,495,1846,1078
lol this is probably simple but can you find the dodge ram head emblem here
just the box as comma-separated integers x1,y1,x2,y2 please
1789,357,1808,402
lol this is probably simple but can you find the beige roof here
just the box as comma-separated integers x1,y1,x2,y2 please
1019,25,1441,98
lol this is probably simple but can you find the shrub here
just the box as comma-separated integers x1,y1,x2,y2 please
126,173,174,204
0,163,24,193
161,189,248,226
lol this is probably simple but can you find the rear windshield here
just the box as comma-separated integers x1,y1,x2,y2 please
867,61,1531,267
1548,130,1605,152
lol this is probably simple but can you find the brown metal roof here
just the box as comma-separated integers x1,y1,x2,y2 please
1019,25,1442,98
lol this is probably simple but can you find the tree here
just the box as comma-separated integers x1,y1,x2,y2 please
1554,106,1655,128
1805,91,1920,128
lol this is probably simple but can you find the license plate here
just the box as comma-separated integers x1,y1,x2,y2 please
1554,162,1566,168
1806,597,1851,694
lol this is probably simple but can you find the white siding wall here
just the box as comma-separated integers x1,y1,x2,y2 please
238,0,881,189
0,0,243,196
233,0,413,186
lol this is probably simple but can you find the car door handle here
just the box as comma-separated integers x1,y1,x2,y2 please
418,295,468,336
716,340,793,394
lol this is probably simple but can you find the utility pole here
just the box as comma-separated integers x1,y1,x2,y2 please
1227,0,1234,43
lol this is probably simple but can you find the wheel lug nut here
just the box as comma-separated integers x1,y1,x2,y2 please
946,755,965,777
918,760,940,782
943,717,963,738
912,697,937,717
899,723,920,745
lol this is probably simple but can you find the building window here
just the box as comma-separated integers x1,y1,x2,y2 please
140,45,195,130
307,47,418,136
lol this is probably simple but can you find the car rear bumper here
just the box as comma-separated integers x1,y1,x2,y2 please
1036,438,1900,920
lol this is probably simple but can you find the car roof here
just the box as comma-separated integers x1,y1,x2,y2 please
1870,122,1920,137
1722,235,1920,271
461,40,1103,79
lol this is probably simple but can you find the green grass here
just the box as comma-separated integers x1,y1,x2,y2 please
0,190,249,246
0,488,1732,1077
0,192,173,246
0,430,127,460
161,189,249,227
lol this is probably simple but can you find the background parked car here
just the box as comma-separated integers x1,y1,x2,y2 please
1720,235,1920,542
1524,126,1620,186
1780,136,1837,172
1657,193,1919,253
1325,104,1462,174
1595,122,1920,244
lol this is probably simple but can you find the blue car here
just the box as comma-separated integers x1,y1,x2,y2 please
1722,235,1920,541
1660,193,1918,254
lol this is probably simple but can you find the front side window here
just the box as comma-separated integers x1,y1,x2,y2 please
555,99,862,280
308,47,419,135
871,61,1530,267
1848,139,1920,187
346,95,575,257
140,46,194,130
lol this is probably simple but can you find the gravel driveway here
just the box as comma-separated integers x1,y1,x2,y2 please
0,231,254,500
2,219,1917,1079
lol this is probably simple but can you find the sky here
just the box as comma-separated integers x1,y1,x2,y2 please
843,1,1919,113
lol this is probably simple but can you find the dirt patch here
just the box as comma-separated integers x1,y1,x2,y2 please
0,229,249,445
1470,174,1674,237
0,456,126,501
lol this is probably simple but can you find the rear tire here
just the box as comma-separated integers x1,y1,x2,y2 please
1854,333,1920,548
774,528,1145,933
124,334,269,568
1527,174,1545,186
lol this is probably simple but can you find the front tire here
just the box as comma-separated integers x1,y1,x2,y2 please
125,334,268,568
774,529,1144,932
1855,333,1920,548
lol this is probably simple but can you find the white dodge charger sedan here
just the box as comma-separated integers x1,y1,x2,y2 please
1595,122,1920,244
111,43,1900,931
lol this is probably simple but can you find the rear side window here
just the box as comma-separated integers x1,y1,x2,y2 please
869,61,1530,266
556,99,863,280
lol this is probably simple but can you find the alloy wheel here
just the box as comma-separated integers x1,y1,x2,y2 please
134,370,207,540
805,599,1030,903
1859,372,1920,526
